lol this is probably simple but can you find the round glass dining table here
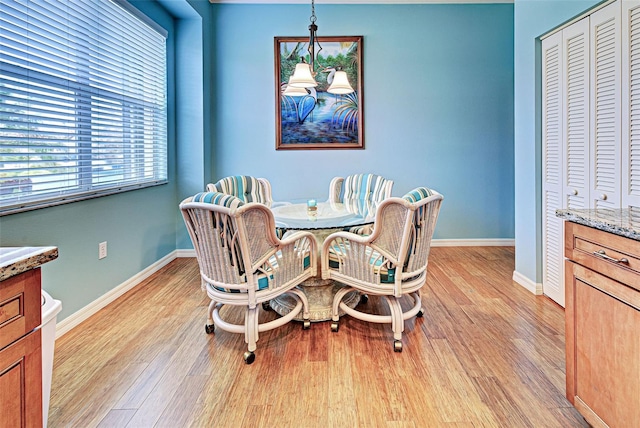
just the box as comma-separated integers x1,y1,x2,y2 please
269,199,377,322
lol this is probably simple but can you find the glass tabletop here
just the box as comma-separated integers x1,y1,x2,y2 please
271,199,377,230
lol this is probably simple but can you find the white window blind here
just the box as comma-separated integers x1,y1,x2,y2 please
0,0,167,215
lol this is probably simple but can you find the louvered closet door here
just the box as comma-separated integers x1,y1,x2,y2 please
591,1,622,209
564,17,591,210
623,1,640,211
542,31,565,306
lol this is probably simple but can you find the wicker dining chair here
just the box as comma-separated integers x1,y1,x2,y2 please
321,187,443,352
328,173,394,235
180,191,316,364
207,175,273,207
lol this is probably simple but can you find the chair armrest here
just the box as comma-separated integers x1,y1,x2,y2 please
279,230,316,247
321,231,372,280
321,230,371,253
321,231,400,281
277,230,318,272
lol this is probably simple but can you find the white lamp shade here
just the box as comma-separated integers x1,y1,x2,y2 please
289,63,318,88
282,80,309,97
327,70,354,94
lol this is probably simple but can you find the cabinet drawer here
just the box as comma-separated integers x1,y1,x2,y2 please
0,269,41,350
565,222,640,291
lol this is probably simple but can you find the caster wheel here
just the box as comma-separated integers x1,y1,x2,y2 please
243,351,255,364
359,294,369,305
417,309,424,318
331,322,339,332
205,324,214,334
262,301,272,311
393,340,403,353
303,320,311,330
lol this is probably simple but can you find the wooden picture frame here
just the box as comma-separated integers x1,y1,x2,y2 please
275,36,364,150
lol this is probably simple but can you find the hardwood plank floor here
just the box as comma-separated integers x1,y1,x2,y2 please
48,247,588,427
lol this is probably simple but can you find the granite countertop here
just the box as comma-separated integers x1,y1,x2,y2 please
556,208,640,241
0,247,59,282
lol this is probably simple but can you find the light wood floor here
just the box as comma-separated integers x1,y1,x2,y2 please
48,247,588,427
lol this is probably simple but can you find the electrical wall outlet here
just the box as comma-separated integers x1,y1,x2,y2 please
98,241,107,259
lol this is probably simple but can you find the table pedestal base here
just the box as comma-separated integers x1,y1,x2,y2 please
270,277,360,322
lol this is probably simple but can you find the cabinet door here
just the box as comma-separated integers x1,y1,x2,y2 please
542,30,565,306
622,1,640,210
590,1,622,209
0,330,43,428
564,17,591,209
565,261,640,427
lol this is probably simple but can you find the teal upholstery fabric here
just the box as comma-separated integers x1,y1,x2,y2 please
212,175,268,204
192,191,245,208
340,173,392,202
402,187,434,203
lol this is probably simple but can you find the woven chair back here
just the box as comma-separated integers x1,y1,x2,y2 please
180,192,278,291
372,188,442,275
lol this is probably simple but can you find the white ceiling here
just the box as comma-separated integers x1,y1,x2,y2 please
208,0,513,4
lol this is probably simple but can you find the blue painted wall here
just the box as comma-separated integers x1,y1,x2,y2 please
513,0,600,284
210,3,515,241
1,0,515,323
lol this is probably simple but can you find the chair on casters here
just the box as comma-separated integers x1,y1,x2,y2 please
180,191,317,364
207,175,273,206
321,187,443,352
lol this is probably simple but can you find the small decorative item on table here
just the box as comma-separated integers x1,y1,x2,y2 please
307,199,318,220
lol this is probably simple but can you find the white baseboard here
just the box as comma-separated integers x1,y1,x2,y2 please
512,270,543,295
431,238,515,247
54,251,179,338
176,249,196,257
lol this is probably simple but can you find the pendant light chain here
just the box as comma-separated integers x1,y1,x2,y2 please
307,0,321,76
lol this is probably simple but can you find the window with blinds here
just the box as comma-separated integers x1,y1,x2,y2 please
0,0,168,215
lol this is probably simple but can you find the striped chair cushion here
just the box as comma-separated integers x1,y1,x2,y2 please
341,174,390,203
212,175,266,204
192,191,245,209
402,187,434,203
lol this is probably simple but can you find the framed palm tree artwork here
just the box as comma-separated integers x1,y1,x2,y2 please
275,36,363,150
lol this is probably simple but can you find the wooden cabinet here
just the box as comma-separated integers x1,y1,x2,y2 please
0,268,43,428
564,222,640,427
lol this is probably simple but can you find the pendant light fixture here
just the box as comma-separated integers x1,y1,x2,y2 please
282,77,309,97
327,70,354,94
288,0,354,95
